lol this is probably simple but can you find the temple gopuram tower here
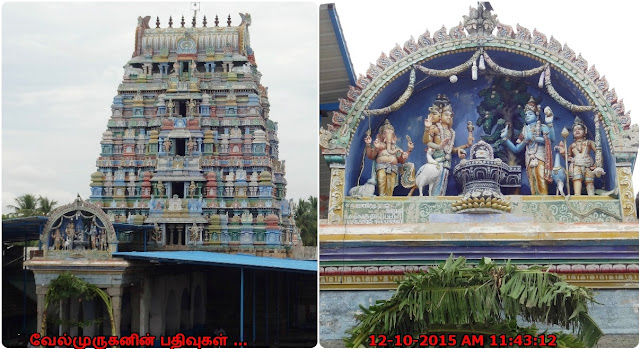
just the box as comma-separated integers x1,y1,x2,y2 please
90,14,296,256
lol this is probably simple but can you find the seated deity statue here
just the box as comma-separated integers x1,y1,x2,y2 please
115,170,125,181
236,169,247,181
169,194,183,211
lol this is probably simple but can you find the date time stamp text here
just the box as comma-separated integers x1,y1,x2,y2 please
368,334,558,347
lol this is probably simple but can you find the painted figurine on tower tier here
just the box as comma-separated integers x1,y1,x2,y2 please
556,116,605,195
422,94,473,196
364,119,414,196
501,97,555,194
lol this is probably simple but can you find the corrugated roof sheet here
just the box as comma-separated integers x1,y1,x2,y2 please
1,217,154,243
113,251,317,273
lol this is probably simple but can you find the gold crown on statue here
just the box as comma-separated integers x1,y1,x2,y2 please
572,116,588,134
380,119,395,133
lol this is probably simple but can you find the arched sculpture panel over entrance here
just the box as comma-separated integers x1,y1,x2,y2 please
320,4,638,224
41,195,118,257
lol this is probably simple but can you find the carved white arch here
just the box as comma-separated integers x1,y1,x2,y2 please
41,196,117,254
320,12,637,165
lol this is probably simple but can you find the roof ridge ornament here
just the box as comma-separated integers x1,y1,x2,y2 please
462,2,498,38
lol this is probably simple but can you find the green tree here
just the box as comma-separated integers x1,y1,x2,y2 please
37,196,58,216
6,194,39,217
476,76,536,166
294,196,317,246
41,272,115,337
346,255,602,347
5,194,58,218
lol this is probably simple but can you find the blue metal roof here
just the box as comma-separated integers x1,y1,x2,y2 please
327,3,356,86
1,216,154,243
113,251,317,273
2,216,48,242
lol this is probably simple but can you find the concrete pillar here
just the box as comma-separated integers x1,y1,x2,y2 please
131,288,140,333
69,298,80,336
149,278,165,336
108,287,123,336
36,285,48,335
190,278,195,330
140,278,151,335
177,225,183,245
82,299,96,337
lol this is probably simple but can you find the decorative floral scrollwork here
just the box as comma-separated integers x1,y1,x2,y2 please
617,167,637,222
328,167,346,224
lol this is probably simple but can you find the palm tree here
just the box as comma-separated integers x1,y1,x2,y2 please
6,194,39,217
37,196,58,216
346,255,603,347
294,196,317,246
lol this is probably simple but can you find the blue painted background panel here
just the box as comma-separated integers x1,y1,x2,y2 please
345,50,613,196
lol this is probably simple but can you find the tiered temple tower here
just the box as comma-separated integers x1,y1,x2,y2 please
89,14,296,256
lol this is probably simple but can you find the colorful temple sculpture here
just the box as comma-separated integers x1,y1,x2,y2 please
319,4,638,346
25,13,315,346
88,13,298,256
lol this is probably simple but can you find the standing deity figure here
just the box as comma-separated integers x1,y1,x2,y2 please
189,180,197,198
65,222,76,241
190,223,200,244
172,61,180,77
556,116,605,195
364,119,414,196
157,181,165,197
64,222,76,250
187,138,196,154
423,94,473,196
164,138,172,153
166,99,175,117
99,230,107,250
501,97,555,195
187,99,196,117
151,223,163,243
89,224,98,250
52,229,63,250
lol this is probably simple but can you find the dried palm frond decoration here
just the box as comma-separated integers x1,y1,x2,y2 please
346,255,602,347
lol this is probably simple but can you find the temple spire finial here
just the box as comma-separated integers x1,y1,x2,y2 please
168,16,173,28
227,14,231,26
215,15,219,27
181,15,185,28
203,15,207,27
156,16,160,28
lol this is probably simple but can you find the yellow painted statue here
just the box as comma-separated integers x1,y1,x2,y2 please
422,94,473,195
556,116,605,195
364,120,414,196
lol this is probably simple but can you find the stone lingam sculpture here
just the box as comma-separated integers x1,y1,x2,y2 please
451,140,521,213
